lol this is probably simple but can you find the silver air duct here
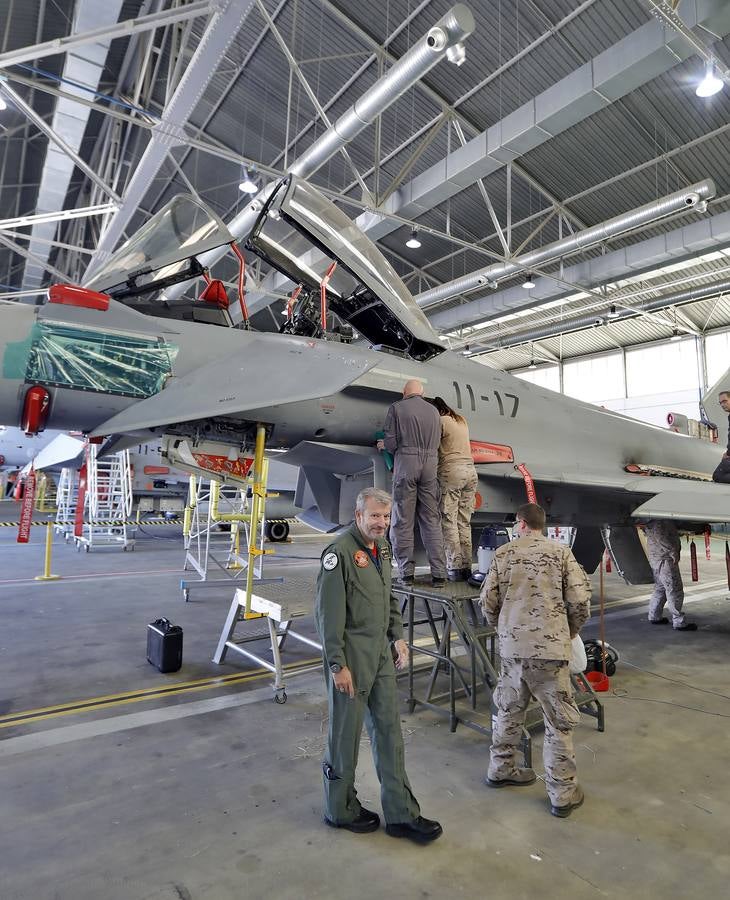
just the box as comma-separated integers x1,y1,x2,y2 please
416,179,716,310
156,3,475,306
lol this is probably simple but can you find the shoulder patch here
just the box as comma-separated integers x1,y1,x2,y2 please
322,552,339,571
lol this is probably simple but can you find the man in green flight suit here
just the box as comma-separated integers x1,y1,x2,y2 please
315,486,442,844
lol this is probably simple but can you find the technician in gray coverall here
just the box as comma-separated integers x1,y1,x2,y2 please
379,379,447,585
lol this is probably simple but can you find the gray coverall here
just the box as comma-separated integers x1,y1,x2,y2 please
383,395,446,579
644,519,687,627
314,524,420,826
712,414,730,483
481,534,591,807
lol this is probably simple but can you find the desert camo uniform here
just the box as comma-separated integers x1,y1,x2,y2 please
644,519,688,628
438,414,478,575
481,533,591,807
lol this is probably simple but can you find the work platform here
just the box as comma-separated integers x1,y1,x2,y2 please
393,576,604,766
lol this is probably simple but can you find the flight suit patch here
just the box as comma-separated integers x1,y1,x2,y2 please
354,550,370,568
380,545,391,561
322,552,339,570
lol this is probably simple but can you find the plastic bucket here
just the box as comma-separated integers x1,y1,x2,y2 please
585,670,610,692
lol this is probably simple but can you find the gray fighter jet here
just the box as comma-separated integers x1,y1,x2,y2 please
1,178,728,581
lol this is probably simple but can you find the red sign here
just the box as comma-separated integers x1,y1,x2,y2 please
17,469,37,543
75,463,88,538
191,453,254,480
470,441,514,464
515,463,537,504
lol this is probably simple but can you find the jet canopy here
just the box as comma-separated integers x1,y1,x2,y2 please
84,195,235,299
246,175,444,361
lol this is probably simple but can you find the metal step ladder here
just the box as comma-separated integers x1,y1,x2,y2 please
74,444,134,551
181,456,279,601
54,467,78,540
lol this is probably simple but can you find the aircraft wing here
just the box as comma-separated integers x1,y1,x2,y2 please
90,337,376,437
628,481,730,523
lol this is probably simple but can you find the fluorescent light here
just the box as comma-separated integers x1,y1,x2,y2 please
607,304,620,319
696,62,724,98
406,229,421,249
0,202,118,232
522,273,535,289
0,95,6,112
670,328,682,342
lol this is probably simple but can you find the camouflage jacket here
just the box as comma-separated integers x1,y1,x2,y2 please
480,533,591,661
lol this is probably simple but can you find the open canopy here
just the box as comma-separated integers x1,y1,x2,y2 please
247,175,444,361
84,195,235,299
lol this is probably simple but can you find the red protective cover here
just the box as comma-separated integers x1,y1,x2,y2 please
48,283,110,311
21,386,50,435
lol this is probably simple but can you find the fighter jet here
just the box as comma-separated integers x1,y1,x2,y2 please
1,177,728,582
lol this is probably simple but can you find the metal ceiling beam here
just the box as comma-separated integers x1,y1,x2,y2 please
85,0,257,278
0,1,213,69
354,0,730,250
479,276,730,351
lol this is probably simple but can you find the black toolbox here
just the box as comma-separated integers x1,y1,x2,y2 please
146,618,183,673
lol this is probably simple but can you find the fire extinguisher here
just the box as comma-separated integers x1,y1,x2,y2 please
21,386,50,435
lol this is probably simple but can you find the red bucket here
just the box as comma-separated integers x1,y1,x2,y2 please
585,671,610,692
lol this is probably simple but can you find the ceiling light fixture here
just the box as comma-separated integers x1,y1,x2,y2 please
406,229,421,249
238,166,258,194
670,328,682,342
522,273,535,289
528,343,537,369
696,61,724,98
607,304,620,319
0,95,6,112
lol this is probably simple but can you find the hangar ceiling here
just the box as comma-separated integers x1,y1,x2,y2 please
1,0,730,371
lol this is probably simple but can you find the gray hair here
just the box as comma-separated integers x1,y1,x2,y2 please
356,487,392,513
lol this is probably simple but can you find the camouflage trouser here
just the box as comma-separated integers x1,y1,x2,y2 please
391,450,446,579
489,658,580,807
439,462,478,571
648,558,686,627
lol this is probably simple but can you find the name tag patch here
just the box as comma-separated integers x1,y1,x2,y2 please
354,550,370,568
322,552,339,571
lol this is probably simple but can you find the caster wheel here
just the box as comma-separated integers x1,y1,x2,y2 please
274,691,287,704
183,589,190,602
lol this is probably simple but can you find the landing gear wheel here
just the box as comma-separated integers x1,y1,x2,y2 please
274,690,287,704
265,520,289,542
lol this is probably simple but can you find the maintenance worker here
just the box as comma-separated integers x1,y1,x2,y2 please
377,379,447,586
432,396,478,581
644,519,697,631
711,390,730,483
314,487,443,844
480,502,591,818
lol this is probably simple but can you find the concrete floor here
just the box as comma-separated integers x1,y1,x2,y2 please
1,501,730,899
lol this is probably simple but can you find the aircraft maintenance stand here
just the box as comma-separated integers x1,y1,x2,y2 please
392,577,604,767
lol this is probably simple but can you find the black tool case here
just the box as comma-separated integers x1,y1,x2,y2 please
146,618,183,673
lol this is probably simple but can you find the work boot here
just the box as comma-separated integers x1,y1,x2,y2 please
398,574,414,587
649,617,669,624
447,569,462,582
674,622,698,631
385,815,443,844
550,786,585,818
325,808,380,833
431,576,447,588
461,568,473,581
485,768,537,788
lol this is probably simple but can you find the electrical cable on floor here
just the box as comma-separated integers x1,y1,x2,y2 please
603,691,730,719
620,658,730,702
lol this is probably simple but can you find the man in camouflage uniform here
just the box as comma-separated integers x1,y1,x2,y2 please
480,502,591,818
644,519,697,631
378,379,447,586
315,487,443,844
